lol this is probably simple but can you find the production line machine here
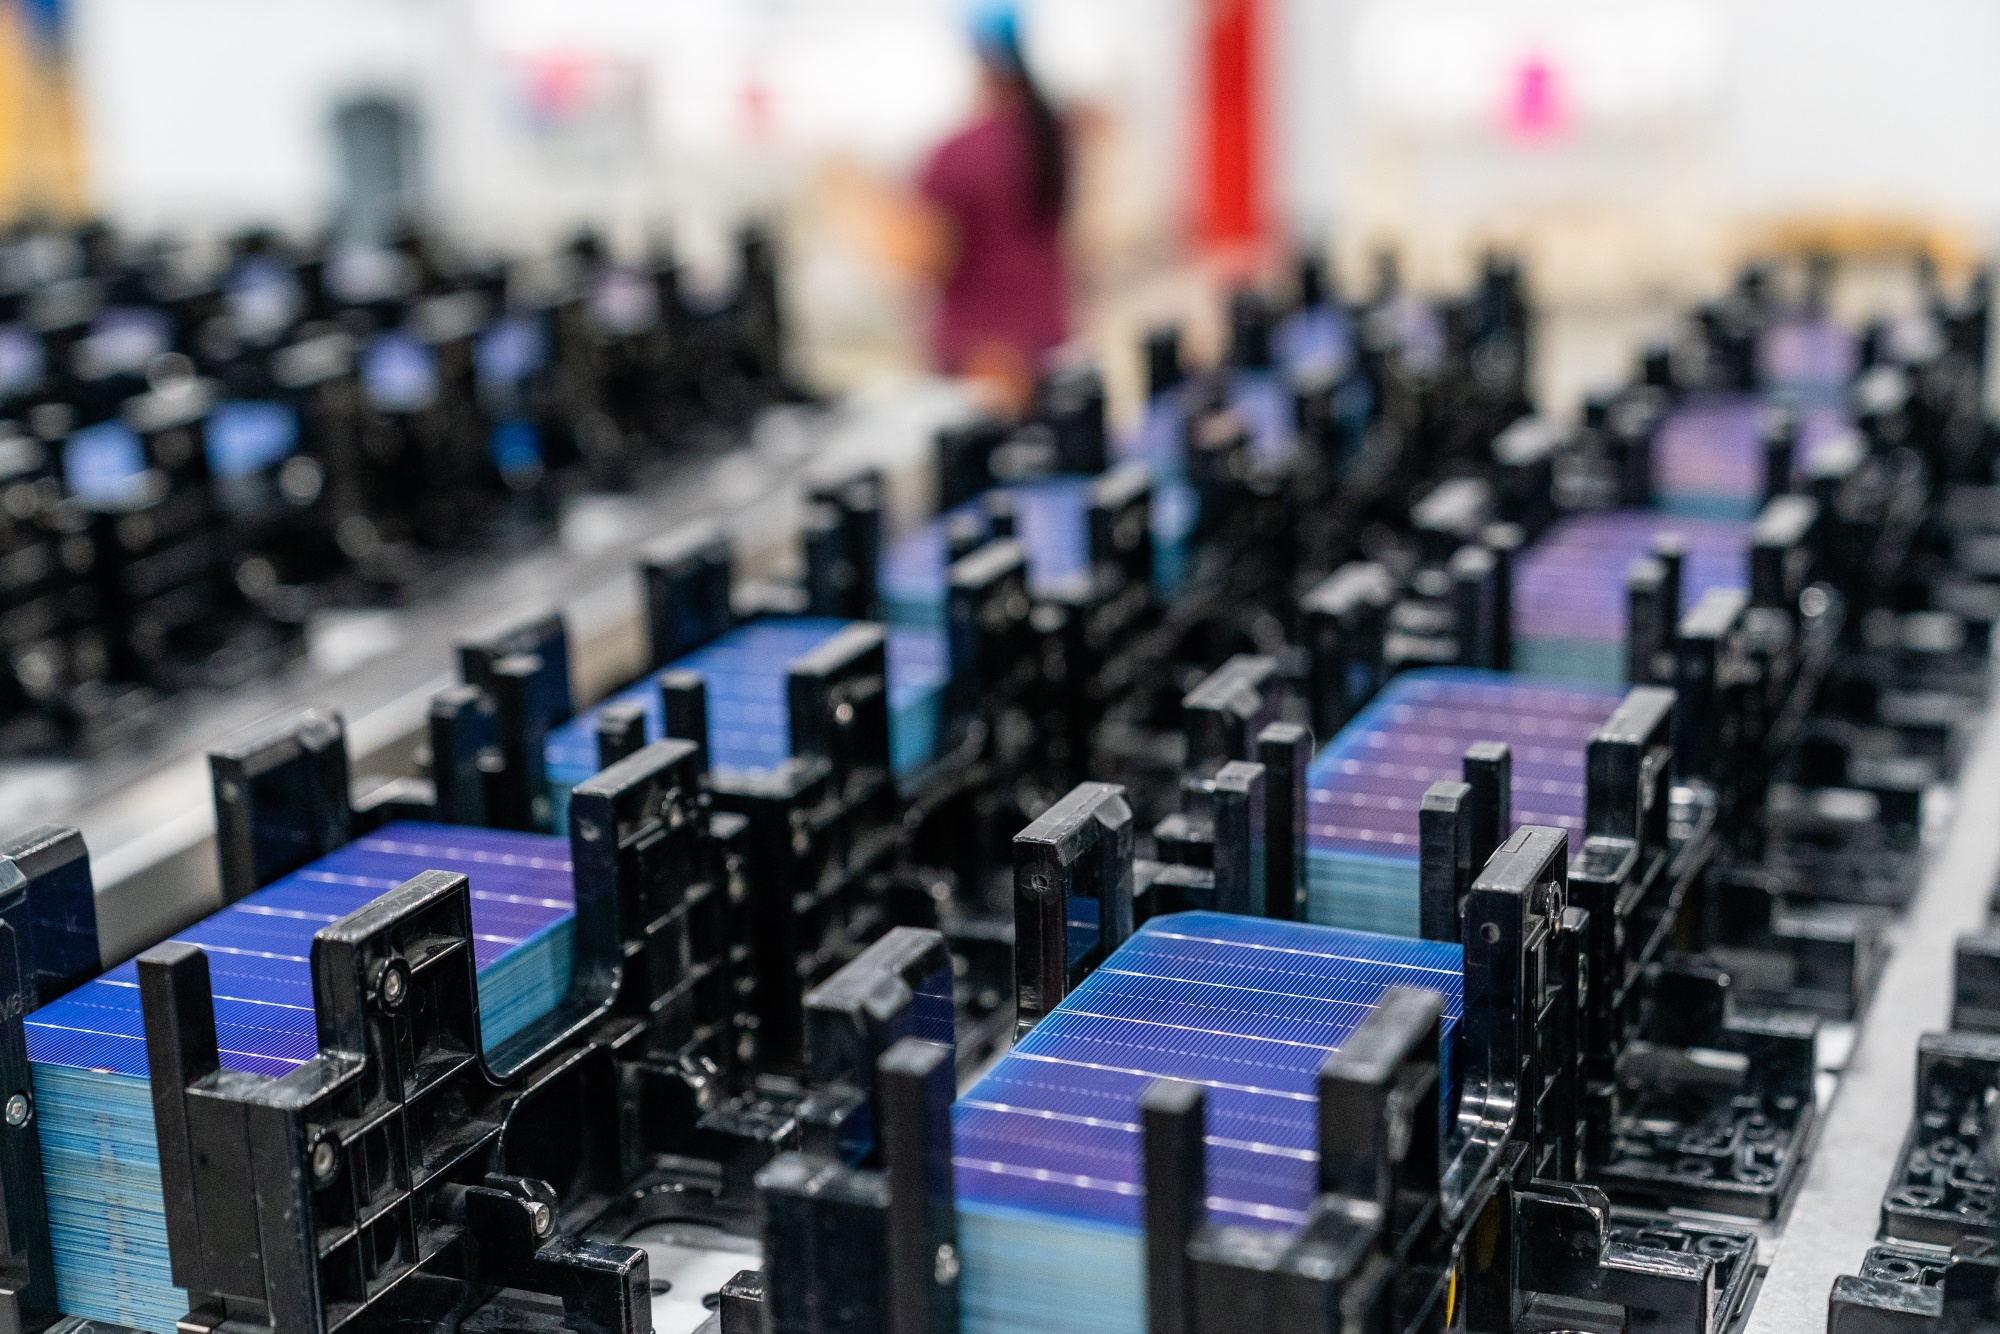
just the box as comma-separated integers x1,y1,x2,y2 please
0,249,1994,1334
0,220,804,758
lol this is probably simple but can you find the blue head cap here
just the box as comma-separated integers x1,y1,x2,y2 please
970,2,1025,75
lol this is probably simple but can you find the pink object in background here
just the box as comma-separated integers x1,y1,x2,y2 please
1503,51,1567,142
508,50,644,142
524,51,594,122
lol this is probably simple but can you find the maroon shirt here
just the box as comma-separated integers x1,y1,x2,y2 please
917,107,1068,373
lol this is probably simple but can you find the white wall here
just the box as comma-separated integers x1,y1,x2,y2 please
1719,0,2000,222
1280,0,2000,285
1274,0,1347,244
73,0,2000,294
69,0,1194,257
73,0,466,239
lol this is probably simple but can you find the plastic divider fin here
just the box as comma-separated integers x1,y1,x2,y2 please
1419,781,1473,944
1483,522,1523,671
641,523,736,672
459,610,572,725
1087,463,1155,592
428,684,497,827
0,826,100,1002
944,538,1030,746
1673,590,1749,788
1752,495,1821,611
658,669,710,766
486,650,567,832
805,470,883,621
1445,826,1570,1220
1182,655,1283,774
1011,782,1135,1037
880,1038,959,1334
209,707,355,905
1256,722,1312,922
530,737,714,1078
1449,545,1499,670
1462,742,1512,875
1626,557,1672,688
1301,563,1394,738
787,623,891,787
1140,1079,1204,1334
801,928,953,1164
0,862,59,1334
595,702,647,771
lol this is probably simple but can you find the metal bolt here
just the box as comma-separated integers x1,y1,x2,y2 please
934,1242,960,1285
375,958,410,1012
834,701,855,726
529,1201,553,1238
4,1093,30,1127
310,1138,338,1183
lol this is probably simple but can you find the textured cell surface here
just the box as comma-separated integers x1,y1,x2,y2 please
1653,396,1850,520
1513,510,1751,684
1305,669,1622,934
543,617,950,822
954,911,1463,1334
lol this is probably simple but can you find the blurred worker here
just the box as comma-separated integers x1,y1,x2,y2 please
906,8,1071,414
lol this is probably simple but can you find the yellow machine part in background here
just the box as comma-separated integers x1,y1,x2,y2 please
0,0,85,221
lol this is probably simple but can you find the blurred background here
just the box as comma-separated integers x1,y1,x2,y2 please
10,0,1997,414
0,0,1994,819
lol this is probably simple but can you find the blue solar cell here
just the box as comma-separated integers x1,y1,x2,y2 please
1304,669,1622,935
1009,477,1093,592
205,400,298,479
954,912,1463,1334
63,419,148,507
879,501,990,630
543,618,951,828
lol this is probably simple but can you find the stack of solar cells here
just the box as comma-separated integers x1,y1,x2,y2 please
1228,369,1293,466
1118,402,1207,597
953,911,1463,1334
543,617,950,826
1008,476,1095,594
1013,470,1197,607
878,501,989,632
1653,398,1849,519
1760,320,1856,401
878,475,1101,621
1514,510,1751,683
25,823,575,1334
1305,669,1623,935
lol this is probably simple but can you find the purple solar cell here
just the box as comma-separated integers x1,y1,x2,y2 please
1760,320,1856,393
1306,670,1623,861
1654,396,1849,517
1514,510,1751,643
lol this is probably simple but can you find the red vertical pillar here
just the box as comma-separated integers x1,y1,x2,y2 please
1195,0,1266,254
